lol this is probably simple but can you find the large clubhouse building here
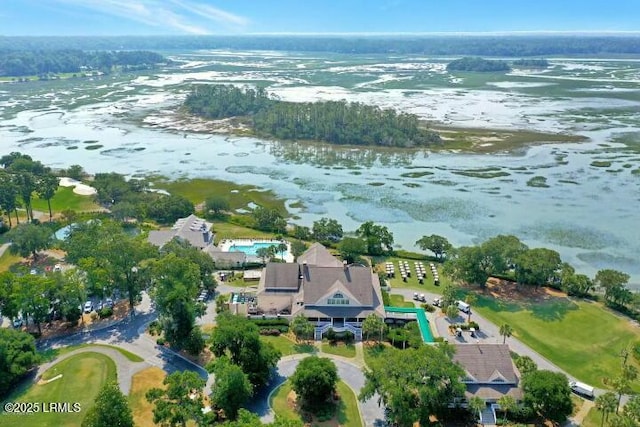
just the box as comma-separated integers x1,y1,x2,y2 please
256,243,386,340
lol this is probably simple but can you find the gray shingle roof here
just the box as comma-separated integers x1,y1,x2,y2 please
263,263,301,290
464,384,523,401
302,265,377,306
452,344,519,384
297,243,344,267
147,214,213,248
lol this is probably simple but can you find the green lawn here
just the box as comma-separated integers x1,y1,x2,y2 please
2,352,117,427
39,344,144,363
152,177,287,215
270,380,362,427
260,335,315,356
376,256,452,293
473,294,640,390
211,221,276,243
31,186,100,214
0,250,22,272
321,341,356,358
389,294,415,308
581,405,604,427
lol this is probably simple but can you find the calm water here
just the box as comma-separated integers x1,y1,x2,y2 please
1,51,639,286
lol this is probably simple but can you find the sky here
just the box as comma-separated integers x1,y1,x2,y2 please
1,0,640,36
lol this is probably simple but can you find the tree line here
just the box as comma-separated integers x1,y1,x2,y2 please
183,84,442,147
0,49,167,77
2,35,640,56
446,57,511,72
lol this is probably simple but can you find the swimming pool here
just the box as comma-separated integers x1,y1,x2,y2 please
228,241,289,258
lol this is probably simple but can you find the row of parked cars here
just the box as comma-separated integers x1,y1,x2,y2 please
196,289,210,303
83,298,114,313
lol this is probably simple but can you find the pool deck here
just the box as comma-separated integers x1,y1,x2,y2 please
218,238,295,263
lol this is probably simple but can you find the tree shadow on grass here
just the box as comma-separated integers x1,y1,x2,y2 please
476,295,524,314
293,342,316,353
529,299,579,322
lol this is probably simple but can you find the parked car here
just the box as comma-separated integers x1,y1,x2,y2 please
105,298,114,308
83,301,94,313
12,317,23,328
96,301,104,311
413,292,419,301
419,294,426,302
433,297,441,307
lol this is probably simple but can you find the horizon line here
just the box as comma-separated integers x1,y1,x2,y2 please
2,30,640,38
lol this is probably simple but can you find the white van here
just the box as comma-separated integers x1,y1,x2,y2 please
457,300,471,313
569,381,595,398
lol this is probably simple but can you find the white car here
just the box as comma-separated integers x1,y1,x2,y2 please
13,317,23,328
83,301,94,313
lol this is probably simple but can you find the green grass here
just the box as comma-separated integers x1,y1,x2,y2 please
388,294,416,308
581,405,604,427
151,177,287,215
210,221,276,244
321,341,356,358
31,186,100,213
376,257,452,293
473,295,640,390
39,344,144,363
260,335,316,356
0,249,23,272
269,380,362,427
1,352,117,427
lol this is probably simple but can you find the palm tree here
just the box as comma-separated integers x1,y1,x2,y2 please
468,396,485,423
465,293,477,323
499,323,513,344
277,242,288,260
497,395,517,424
595,392,617,427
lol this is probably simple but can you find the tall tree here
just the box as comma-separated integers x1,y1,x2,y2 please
499,323,513,344
312,217,343,244
464,293,477,323
290,356,338,411
146,370,206,427
151,252,201,350
515,248,562,287
16,274,54,335
467,396,485,421
595,392,618,427
356,221,394,255
415,234,452,260
82,381,134,427
210,313,281,388
595,269,631,306
209,357,253,421
522,370,573,423
0,328,39,398
290,314,314,342
0,171,18,227
7,223,52,260
337,237,366,263
37,173,59,221
497,395,517,424
205,195,230,217
444,246,491,287
361,313,387,344
360,344,465,426
14,171,37,222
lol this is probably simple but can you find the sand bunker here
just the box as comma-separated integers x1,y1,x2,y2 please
58,177,97,195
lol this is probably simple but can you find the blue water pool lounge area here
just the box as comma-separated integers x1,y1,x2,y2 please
218,238,294,263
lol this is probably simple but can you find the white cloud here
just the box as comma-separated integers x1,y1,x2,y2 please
53,0,248,34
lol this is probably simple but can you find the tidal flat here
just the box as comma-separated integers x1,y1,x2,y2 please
1,51,640,285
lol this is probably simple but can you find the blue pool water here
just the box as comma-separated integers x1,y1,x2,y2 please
229,241,289,258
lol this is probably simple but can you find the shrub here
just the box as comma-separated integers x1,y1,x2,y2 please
259,328,281,336
148,320,163,336
343,331,354,344
252,318,290,327
325,328,337,343
90,312,99,321
184,328,205,355
421,303,435,312
98,307,113,318
468,321,480,330
381,289,391,306
156,337,166,346
633,342,640,363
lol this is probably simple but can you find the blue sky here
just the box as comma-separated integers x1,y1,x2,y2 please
2,0,640,36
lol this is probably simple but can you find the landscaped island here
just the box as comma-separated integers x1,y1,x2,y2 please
183,84,442,147
446,56,511,72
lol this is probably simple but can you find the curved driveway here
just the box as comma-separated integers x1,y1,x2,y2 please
248,354,385,427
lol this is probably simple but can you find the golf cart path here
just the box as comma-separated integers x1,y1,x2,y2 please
34,346,150,395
